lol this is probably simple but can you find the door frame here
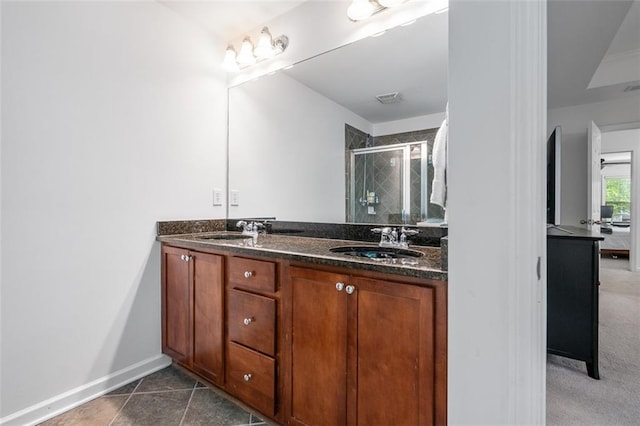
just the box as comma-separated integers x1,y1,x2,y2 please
588,121,603,232
448,1,547,424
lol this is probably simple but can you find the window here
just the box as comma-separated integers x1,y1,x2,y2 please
605,177,631,217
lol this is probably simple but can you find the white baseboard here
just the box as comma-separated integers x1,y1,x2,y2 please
0,354,172,426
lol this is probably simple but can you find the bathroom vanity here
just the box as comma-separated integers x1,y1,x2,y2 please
157,223,447,425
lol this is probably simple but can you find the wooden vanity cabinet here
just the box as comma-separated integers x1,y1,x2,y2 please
225,256,280,417
161,243,446,426
287,266,446,426
161,246,224,385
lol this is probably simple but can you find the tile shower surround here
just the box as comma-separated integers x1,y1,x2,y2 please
39,366,269,426
345,124,446,224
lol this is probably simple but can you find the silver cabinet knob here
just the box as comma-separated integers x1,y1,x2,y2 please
336,282,345,292
345,285,355,295
243,373,252,382
180,254,191,262
243,317,253,326
244,271,253,278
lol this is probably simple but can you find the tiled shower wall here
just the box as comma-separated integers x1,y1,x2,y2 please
345,124,445,224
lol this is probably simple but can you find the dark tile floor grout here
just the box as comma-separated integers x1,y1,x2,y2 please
106,379,142,426
39,365,269,426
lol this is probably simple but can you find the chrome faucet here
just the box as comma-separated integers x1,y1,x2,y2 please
371,226,419,248
236,220,265,236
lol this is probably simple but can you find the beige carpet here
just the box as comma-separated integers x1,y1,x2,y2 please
547,256,640,425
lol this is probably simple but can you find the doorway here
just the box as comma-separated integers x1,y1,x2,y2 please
601,126,640,272
600,151,632,268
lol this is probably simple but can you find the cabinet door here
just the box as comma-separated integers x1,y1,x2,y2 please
289,267,349,426
192,252,224,384
352,277,435,426
162,246,192,365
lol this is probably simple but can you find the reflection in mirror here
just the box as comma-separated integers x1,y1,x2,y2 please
346,127,445,224
228,11,447,225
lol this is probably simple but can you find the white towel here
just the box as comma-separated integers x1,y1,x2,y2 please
430,110,448,209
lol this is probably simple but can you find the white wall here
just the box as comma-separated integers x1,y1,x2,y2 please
372,111,446,136
228,72,371,222
0,2,227,423
548,94,640,225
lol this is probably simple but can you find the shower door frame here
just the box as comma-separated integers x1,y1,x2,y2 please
349,140,428,224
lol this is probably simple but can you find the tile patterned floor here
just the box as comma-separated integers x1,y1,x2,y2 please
39,365,267,426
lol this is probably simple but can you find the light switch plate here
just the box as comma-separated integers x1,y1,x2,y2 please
213,189,223,206
230,190,240,206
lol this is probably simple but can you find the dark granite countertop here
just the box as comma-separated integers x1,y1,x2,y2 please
547,225,605,240
157,232,447,281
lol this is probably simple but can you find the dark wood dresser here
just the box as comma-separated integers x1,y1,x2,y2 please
547,225,604,379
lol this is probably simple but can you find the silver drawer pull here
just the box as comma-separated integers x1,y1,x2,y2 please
244,271,253,278
346,285,355,295
335,282,345,292
243,373,252,382
243,317,253,326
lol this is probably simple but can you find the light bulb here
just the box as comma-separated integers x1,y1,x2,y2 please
378,0,407,7
347,0,375,21
254,27,275,60
221,45,239,72
237,37,256,66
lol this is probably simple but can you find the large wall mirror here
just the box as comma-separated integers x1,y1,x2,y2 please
228,11,448,225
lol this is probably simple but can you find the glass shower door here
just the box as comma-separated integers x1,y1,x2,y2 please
350,147,407,224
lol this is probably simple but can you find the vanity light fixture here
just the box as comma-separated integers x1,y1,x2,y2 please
347,0,408,21
237,37,257,67
347,0,379,21
221,45,239,72
222,27,289,72
254,27,276,60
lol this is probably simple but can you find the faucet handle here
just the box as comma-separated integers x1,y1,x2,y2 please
401,227,419,236
236,220,248,230
371,227,391,234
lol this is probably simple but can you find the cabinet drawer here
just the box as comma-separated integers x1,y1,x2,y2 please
227,342,275,416
228,289,276,356
228,257,276,293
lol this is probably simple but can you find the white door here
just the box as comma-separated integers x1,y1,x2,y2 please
587,121,602,232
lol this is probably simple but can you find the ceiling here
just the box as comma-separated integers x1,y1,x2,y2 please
282,13,448,122
158,0,640,119
547,0,638,109
159,0,308,43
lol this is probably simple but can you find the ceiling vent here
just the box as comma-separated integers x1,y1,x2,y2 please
376,92,403,104
623,84,640,93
